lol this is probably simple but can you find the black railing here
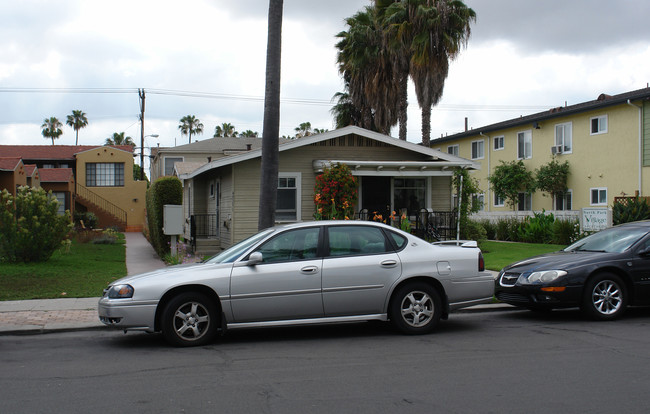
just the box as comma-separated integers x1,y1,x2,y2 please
75,183,127,228
356,208,457,241
190,214,218,251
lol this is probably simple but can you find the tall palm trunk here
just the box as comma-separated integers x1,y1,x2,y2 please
258,0,283,231
398,72,408,140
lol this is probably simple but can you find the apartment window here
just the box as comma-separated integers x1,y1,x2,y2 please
494,193,505,207
517,130,532,159
517,193,532,211
590,115,608,135
86,163,124,187
471,140,484,160
590,188,607,206
43,164,55,168
447,145,459,156
493,136,504,151
555,191,572,211
277,173,301,221
472,194,485,211
554,122,573,154
164,157,183,176
53,192,66,215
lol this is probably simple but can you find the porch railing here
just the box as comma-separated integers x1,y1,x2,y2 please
356,208,457,241
190,214,218,251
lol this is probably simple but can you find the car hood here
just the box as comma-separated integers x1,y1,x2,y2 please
502,250,617,273
111,262,233,286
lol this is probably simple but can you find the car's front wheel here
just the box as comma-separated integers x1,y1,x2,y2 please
161,292,219,347
389,282,441,334
581,273,627,321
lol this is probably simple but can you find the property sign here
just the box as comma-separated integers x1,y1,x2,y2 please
581,208,611,232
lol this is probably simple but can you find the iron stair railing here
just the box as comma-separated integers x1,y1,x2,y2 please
75,183,127,227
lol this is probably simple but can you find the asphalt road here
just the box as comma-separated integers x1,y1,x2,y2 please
2,308,650,414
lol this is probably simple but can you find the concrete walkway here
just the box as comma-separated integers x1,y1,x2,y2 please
0,232,166,335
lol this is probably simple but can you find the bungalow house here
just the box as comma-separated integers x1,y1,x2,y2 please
0,145,147,230
177,126,479,254
430,87,650,222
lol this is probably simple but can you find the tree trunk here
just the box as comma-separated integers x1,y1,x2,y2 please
258,0,283,231
421,105,431,146
398,73,408,141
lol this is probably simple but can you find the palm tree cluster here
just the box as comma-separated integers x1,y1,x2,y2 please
41,110,89,145
105,132,135,146
334,0,475,145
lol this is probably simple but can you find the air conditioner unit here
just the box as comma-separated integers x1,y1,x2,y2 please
551,145,563,155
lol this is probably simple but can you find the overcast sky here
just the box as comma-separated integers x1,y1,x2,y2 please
1,0,649,154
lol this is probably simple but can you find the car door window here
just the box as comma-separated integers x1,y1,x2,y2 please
327,226,391,257
255,227,320,263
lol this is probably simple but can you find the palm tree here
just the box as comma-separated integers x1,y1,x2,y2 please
258,0,283,231
405,0,475,145
41,117,63,145
178,115,204,143
239,130,259,138
105,132,135,147
213,123,238,137
313,128,328,134
294,122,313,138
330,90,364,129
66,109,88,145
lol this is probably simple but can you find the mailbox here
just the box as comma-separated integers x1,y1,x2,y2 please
163,205,183,235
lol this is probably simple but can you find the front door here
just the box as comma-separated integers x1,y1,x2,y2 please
361,176,391,218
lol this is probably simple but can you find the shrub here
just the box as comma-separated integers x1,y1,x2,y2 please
146,176,183,257
495,217,521,241
479,219,497,240
74,211,98,229
0,187,73,263
463,219,487,243
313,163,358,220
551,218,580,245
518,210,555,244
613,197,650,225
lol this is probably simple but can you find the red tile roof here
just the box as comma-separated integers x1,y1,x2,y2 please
39,168,74,183
0,157,22,171
0,145,134,160
24,164,37,176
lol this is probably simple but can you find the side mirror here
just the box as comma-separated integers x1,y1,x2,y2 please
247,251,263,265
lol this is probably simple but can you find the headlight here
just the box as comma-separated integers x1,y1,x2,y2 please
518,270,567,285
107,284,134,298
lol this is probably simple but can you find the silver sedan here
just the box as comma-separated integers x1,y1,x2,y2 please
99,221,494,346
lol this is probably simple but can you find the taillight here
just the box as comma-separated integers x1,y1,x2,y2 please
478,252,485,272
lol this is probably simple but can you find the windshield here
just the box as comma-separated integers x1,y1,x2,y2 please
204,229,274,264
564,226,648,253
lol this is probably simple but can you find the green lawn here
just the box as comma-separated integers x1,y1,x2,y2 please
481,240,567,272
0,236,128,301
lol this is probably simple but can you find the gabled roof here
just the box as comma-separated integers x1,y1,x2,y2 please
39,168,74,183
152,136,292,158
174,161,208,176
434,87,650,143
24,164,38,176
181,126,478,180
0,157,22,171
0,145,134,160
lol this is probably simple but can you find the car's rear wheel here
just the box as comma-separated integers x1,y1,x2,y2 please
161,292,219,347
389,282,441,334
581,273,627,321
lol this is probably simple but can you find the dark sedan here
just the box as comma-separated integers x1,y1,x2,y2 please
495,221,650,320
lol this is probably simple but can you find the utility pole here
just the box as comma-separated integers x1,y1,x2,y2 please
139,89,145,181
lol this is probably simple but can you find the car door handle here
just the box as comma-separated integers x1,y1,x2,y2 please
381,260,398,267
300,266,319,274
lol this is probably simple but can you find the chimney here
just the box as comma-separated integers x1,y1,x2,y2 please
464,117,468,132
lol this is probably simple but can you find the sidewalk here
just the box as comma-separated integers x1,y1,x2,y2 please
0,238,510,335
0,232,166,335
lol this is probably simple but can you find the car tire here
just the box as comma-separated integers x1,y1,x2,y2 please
581,273,627,321
389,282,441,335
161,292,219,347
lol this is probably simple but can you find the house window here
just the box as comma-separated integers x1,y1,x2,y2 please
43,164,55,168
277,173,301,221
493,136,504,151
555,191,572,211
590,115,608,135
517,130,532,159
555,122,572,153
209,181,215,198
86,163,124,187
164,157,183,176
472,193,484,211
494,193,505,207
517,193,532,211
394,178,427,213
53,192,66,215
447,145,459,156
471,140,484,160
591,188,607,206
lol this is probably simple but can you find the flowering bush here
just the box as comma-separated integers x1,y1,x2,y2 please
0,186,73,263
313,163,358,220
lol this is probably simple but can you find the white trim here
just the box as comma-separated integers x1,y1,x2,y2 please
554,122,573,154
590,187,607,206
447,144,459,157
590,114,608,135
517,130,532,160
471,139,485,160
276,172,302,223
493,135,504,151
